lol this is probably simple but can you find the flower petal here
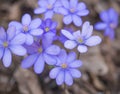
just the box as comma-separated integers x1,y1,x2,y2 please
70,0,78,8
42,32,55,48
38,0,48,7
69,69,81,78
108,8,118,23
77,10,89,16
34,8,46,14
48,0,56,5
49,67,61,79
104,28,114,40
81,21,90,37
77,45,88,53
58,49,67,63
73,30,81,38
63,15,72,25
25,34,34,45
30,29,43,36
10,45,26,56
22,14,31,25
7,26,16,40
21,53,38,68
56,71,64,85
29,18,42,29
58,7,68,15
44,53,56,65
61,0,69,9
85,25,93,38
64,40,77,49
0,48,4,59
94,22,107,30
69,60,82,68
45,11,54,19
10,33,26,45
77,2,86,10
34,54,45,74
9,21,22,31
85,36,102,46
0,27,6,40
61,29,74,40
45,45,60,55
73,15,82,26
65,71,73,86
66,52,76,63
100,11,109,22
2,49,12,67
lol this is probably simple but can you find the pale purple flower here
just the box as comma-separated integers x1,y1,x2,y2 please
21,33,60,74
34,0,61,19
58,0,89,26
94,8,119,39
0,26,26,67
49,49,82,86
61,21,102,53
9,14,43,45
41,18,57,34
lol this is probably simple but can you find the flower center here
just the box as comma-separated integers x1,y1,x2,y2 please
110,23,116,29
23,25,29,32
45,27,50,32
38,47,43,53
70,8,75,13
61,63,67,69
3,42,8,47
77,37,83,43
47,4,52,9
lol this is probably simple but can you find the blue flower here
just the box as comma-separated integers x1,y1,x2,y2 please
34,0,61,19
21,33,61,74
58,0,89,26
9,14,43,45
49,49,82,86
94,8,119,39
0,26,26,67
61,21,102,53
41,18,57,34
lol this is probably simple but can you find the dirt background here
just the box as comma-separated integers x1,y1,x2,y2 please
0,0,120,94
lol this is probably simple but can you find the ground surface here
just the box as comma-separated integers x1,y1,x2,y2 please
0,0,120,94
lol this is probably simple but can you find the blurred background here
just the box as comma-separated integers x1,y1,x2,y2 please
0,0,120,94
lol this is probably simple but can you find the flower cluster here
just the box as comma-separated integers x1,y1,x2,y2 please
34,0,89,26
0,0,102,86
94,8,119,40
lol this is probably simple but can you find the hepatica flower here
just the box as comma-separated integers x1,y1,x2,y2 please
58,0,89,26
41,19,57,34
49,49,82,86
21,34,60,74
0,26,26,67
94,8,119,39
61,21,102,53
9,14,43,45
34,0,61,19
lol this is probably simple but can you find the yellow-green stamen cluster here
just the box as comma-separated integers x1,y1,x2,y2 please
38,47,43,53
61,63,67,69
23,26,29,32
3,42,8,47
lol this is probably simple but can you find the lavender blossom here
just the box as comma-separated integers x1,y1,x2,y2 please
94,8,119,39
21,33,60,74
9,14,43,45
34,0,61,19
49,49,82,86
58,0,89,26
41,19,57,34
0,26,26,67
61,21,102,53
